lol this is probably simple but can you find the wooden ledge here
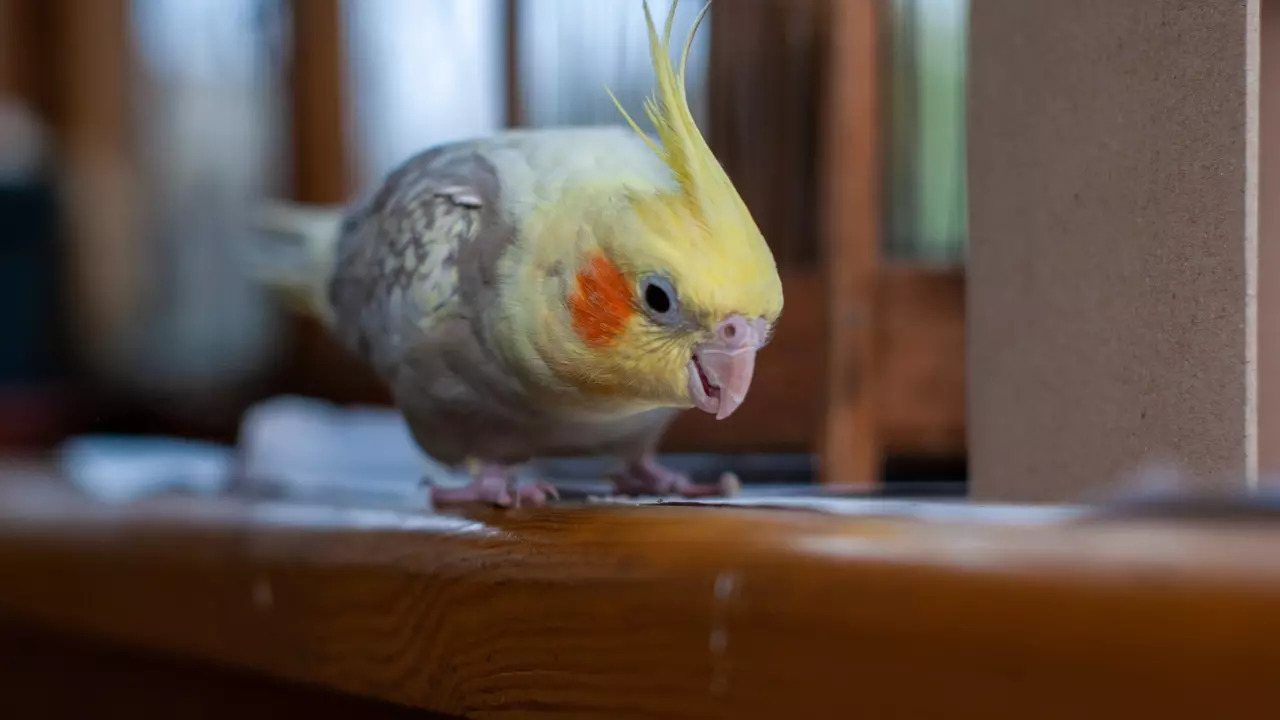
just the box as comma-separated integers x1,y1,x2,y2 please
3,476,1280,718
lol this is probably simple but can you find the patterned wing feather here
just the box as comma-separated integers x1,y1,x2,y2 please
327,144,502,381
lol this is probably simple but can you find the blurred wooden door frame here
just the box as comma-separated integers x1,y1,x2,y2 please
689,0,965,483
2,0,966,484
290,0,966,484
280,0,966,483
277,0,392,406
0,0,143,379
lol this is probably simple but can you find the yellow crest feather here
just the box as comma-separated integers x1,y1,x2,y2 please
604,0,783,328
607,1,749,225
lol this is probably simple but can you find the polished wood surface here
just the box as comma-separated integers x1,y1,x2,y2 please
3,474,1280,718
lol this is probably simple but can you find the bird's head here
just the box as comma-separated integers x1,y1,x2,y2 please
516,0,783,420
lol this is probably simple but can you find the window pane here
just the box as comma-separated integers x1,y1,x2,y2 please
886,0,968,263
517,0,709,130
343,0,505,186
126,0,287,394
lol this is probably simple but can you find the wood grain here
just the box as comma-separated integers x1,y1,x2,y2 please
4,475,1280,718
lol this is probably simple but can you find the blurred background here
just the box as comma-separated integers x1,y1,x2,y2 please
0,0,967,491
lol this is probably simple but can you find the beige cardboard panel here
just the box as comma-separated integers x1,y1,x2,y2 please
968,0,1259,501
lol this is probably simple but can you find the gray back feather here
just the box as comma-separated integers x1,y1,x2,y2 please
327,143,506,381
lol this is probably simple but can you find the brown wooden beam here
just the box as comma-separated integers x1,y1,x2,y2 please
5,474,1280,717
0,0,47,109
503,0,524,128
288,0,348,204
277,0,383,404
41,0,141,367
819,0,882,484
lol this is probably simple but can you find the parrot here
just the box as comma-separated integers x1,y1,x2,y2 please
252,0,783,508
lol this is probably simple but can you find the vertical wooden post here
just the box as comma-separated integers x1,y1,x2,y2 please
45,0,141,369
969,0,1260,501
288,0,348,204
0,0,42,106
281,0,385,403
821,0,881,486
0,0,16,95
503,0,524,129
707,0,828,268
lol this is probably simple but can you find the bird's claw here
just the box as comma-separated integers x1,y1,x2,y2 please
428,464,560,508
612,455,741,499
508,479,560,508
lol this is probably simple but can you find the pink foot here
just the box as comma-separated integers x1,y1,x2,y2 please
429,463,559,508
612,455,741,499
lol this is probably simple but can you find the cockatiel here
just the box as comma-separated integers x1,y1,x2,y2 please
254,0,783,507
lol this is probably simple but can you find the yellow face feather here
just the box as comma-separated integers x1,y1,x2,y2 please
605,0,783,326
499,0,783,416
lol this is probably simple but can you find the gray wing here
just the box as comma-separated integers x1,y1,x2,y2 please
326,143,505,382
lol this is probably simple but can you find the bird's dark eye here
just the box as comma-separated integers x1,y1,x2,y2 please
639,275,680,323
645,283,671,314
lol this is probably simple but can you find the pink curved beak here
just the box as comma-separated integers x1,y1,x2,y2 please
687,315,769,420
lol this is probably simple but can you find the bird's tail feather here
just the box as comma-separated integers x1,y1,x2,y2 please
248,201,344,323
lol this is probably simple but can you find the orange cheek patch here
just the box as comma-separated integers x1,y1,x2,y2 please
569,252,635,347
